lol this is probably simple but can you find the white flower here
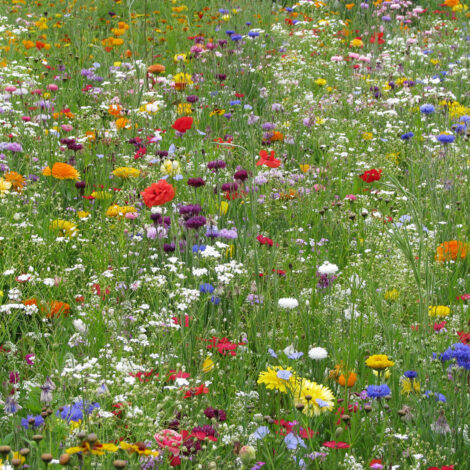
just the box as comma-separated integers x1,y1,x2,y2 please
308,347,328,360
278,298,298,309
317,261,339,275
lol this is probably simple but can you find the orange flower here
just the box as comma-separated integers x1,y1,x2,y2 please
147,64,165,74
43,162,80,180
4,171,25,191
435,240,468,262
141,180,175,207
270,131,284,142
108,104,122,117
115,117,130,129
338,372,357,388
47,301,70,318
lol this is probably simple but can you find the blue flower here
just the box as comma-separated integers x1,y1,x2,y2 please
439,343,470,370
225,30,235,35
248,31,260,38
192,244,206,253
420,104,435,114
231,34,243,41
366,384,390,398
284,432,306,450
229,100,241,106
404,370,418,379
210,296,221,305
436,134,455,144
276,370,293,380
253,426,270,440
200,283,215,294
57,401,99,423
21,414,45,429
288,352,304,360
268,348,278,358
400,132,414,140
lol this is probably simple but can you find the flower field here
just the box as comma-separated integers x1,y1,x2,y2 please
0,0,470,468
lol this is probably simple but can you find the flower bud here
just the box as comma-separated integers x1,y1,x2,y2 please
239,445,256,464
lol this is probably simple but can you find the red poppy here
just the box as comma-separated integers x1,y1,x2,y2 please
130,370,159,383
141,180,175,207
168,370,190,381
134,147,147,160
369,459,383,468
172,116,193,133
359,169,382,183
323,441,351,449
257,150,281,168
183,384,209,399
256,235,273,246
172,315,190,327
369,33,385,44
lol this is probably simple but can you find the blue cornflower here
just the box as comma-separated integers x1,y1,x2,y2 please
404,370,418,379
192,244,206,253
21,414,45,429
436,134,455,144
439,343,470,370
253,426,270,440
287,352,304,360
400,132,414,140
248,31,259,37
210,296,221,305
200,283,215,294
366,384,390,399
284,432,307,450
229,100,241,106
420,104,435,114
268,348,278,358
225,30,235,35
231,34,243,41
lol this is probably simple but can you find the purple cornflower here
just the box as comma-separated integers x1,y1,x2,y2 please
185,216,206,229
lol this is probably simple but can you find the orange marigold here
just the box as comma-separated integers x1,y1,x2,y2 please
42,162,80,180
435,240,468,262
4,171,25,191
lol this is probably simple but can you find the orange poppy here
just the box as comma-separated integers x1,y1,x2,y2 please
147,64,165,74
435,240,468,262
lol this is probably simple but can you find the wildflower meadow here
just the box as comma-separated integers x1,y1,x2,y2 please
0,0,470,468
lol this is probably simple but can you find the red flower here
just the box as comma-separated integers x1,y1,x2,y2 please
323,441,351,449
257,150,281,168
256,234,273,246
369,33,385,44
457,331,470,344
434,321,447,332
172,116,193,133
141,180,175,207
183,384,209,399
168,370,191,381
130,370,159,383
369,459,383,468
172,315,190,327
359,169,382,183
456,294,470,301
202,336,245,356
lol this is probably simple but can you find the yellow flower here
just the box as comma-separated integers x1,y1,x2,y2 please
257,366,297,393
0,178,12,197
50,219,78,237
77,211,90,219
66,441,118,456
350,38,363,48
428,306,451,317
209,108,225,117
220,201,228,215
291,379,335,416
177,102,192,115
120,442,159,456
315,78,327,86
173,53,187,63
365,354,395,370
91,191,112,200
160,159,181,176
202,356,215,373
401,378,421,395
226,244,234,258
373,369,391,380
173,73,193,89
113,167,140,178
362,132,373,140
384,289,399,301
106,205,137,218
299,164,310,173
